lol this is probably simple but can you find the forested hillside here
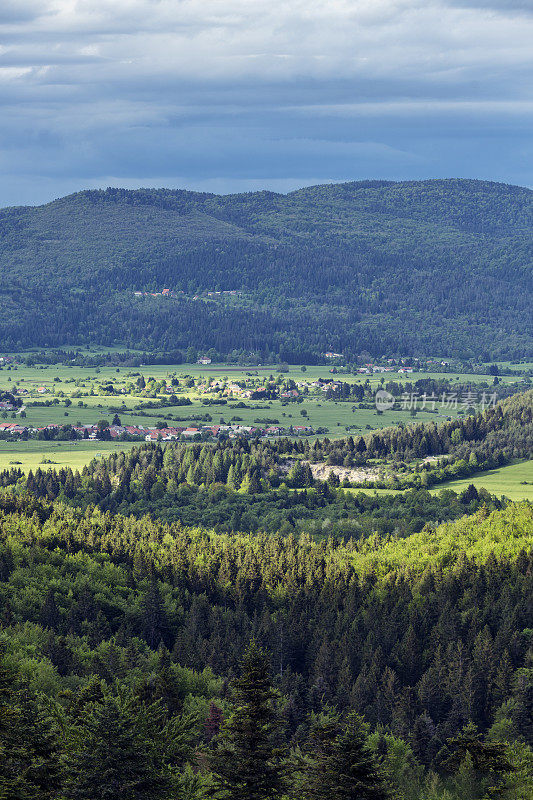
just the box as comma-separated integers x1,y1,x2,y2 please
1,179,531,359
0,497,532,798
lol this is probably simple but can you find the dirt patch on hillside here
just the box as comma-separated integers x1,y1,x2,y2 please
420,455,445,464
307,461,381,484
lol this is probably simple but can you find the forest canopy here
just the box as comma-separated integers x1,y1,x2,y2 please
0,497,531,799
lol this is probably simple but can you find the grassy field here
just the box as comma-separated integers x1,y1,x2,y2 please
1,360,526,386
0,440,138,474
0,359,529,472
1,360,516,434
6,396,465,439
0,354,529,502
429,459,533,501
345,460,533,501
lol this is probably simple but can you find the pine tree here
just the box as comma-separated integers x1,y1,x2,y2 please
154,646,182,715
0,653,26,800
64,693,171,800
442,723,514,799
207,641,286,800
298,712,391,800
239,469,261,494
40,589,61,630
226,464,238,490
140,579,171,649
0,651,62,800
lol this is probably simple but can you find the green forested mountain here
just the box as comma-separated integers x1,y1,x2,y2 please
1,179,531,359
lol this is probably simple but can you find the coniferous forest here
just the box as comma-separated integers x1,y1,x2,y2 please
0,392,532,798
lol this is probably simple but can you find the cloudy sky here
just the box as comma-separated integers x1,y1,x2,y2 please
0,0,532,206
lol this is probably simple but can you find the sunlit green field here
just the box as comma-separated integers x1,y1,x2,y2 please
1,360,512,434
1,359,526,387
0,359,529,474
0,440,139,474
4,395,462,436
429,459,533,501
345,460,533,501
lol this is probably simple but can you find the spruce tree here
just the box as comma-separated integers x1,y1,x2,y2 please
207,641,285,800
0,654,27,800
0,652,62,800
298,712,391,800
64,693,171,800
140,579,171,650
441,723,514,799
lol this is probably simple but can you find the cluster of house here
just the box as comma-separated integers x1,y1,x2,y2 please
143,422,314,440
133,288,174,298
12,386,47,395
196,368,422,402
197,378,353,399
324,354,422,373
133,289,240,302
196,381,303,400
297,379,344,392
0,421,314,440
355,363,413,375
0,422,35,435
196,381,271,399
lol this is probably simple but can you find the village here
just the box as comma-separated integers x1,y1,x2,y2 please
0,354,528,478
132,288,242,302
0,420,315,441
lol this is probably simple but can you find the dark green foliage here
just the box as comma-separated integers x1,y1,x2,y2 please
208,641,286,800
0,180,531,358
0,651,62,800
140,580,171,650
440,723,515,799
64,693,173,800
204,701,224,743
297,712,391,800
0,495,531,767
0,480,531,799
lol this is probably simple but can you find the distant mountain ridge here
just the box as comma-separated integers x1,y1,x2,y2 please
0,178,531,360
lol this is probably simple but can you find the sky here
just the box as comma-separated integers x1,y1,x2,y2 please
0,0,532,207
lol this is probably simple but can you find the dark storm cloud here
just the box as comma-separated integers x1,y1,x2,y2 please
0,0,531,205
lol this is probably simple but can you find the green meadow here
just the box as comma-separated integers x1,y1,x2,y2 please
344,460,533,502
1,359,513,435
429,459,533,502
0,358,529,476
0,439,139,474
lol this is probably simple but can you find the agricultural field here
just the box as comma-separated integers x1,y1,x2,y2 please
429,459,533,502
0,357,530,474
0,439,138,473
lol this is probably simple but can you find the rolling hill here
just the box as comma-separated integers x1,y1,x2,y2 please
0,178,531,360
